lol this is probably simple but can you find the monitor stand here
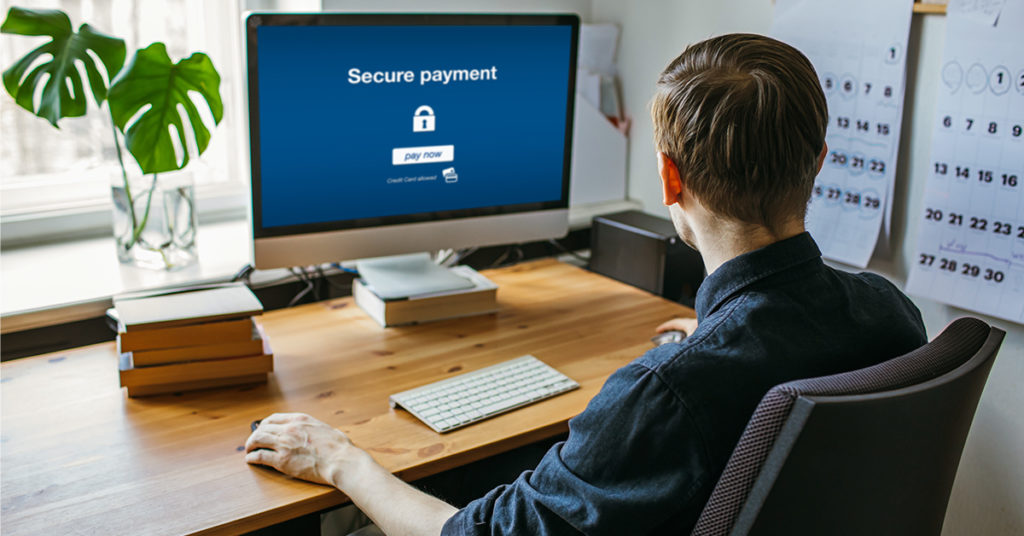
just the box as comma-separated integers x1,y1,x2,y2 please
355,253,476,300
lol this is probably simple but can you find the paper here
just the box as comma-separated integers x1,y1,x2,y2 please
772,0,913,267
578,23,619,76
905,0,1024,324
576,68,602,111
949,0,1009,26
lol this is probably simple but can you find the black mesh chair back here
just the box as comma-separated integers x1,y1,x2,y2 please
691,317,1005,536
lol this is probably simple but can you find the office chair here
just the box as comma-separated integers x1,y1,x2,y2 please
691,317,1005,536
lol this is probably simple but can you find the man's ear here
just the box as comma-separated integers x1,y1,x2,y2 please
658,152,683,206
816,142,828,174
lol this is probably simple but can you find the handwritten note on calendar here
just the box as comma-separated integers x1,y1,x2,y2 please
772,0,913,268
906,0,1024,324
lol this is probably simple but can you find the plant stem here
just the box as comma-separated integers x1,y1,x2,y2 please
130,173,159,247
108,108,137,246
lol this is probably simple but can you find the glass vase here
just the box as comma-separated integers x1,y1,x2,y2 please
111,171,198,270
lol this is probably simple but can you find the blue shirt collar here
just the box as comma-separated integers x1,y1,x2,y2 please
694,232,822,321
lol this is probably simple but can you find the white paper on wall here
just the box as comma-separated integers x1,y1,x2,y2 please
905,0,1024,324
772,0,913,268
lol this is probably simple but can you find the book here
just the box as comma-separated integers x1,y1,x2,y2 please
119,334,273,397
124,323,265,366
113,283,263,331
353,265,498,327
117,317,256,353
121,374,269,397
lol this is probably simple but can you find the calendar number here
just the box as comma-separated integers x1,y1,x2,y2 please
1003,174,1018,187
990,66,1011,95
925,208,943,221
916,251,1008,284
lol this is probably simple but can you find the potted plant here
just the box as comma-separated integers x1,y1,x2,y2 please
1,6,223,270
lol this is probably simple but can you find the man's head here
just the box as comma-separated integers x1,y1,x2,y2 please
651,33,828,241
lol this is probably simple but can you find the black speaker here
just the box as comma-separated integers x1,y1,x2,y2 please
589,210,704,306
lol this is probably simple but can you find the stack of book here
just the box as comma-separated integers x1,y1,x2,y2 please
115,283,273,397
353,265,499,327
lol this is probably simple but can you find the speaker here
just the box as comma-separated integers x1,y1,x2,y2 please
589,210,704,306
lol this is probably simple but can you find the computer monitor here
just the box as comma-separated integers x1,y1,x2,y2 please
244,13,579,276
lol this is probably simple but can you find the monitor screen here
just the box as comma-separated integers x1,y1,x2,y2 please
245,14,579,266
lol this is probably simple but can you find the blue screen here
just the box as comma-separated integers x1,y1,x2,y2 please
255,24,573,229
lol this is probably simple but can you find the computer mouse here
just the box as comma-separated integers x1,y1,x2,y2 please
651,330,687,346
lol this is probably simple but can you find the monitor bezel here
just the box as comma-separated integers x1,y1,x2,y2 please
244,12,579,240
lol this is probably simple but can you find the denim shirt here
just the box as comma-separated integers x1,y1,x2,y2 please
442,233,926,535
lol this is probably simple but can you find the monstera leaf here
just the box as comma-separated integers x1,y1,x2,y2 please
108,43,223,174
1,7,126,127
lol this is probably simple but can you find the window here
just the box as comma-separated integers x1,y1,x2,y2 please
0,0,249,246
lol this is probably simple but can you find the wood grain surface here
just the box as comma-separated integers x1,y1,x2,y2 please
0,260,694,535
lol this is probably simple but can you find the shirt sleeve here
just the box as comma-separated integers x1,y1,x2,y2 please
441,361,712,536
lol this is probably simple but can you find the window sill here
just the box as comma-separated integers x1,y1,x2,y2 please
1,220,252,334
0,199,643,335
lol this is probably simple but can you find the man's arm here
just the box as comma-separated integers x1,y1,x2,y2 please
245,413,457,536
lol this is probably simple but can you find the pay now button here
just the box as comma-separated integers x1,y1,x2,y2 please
392,145,455,165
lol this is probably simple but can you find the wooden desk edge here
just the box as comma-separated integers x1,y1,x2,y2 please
202,420,572,534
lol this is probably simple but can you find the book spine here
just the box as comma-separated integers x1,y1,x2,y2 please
353,280,387,327
119,318,255,352
119,354,274,386
125,374,267,397
130,338,265,367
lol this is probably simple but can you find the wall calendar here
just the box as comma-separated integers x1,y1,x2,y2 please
906,0,1024,324
772,0,914,268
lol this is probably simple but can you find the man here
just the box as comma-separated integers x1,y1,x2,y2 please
245,33,926,535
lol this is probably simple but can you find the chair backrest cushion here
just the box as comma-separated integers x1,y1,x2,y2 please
691,317,995,536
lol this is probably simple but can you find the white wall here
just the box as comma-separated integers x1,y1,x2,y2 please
591,1,1024,534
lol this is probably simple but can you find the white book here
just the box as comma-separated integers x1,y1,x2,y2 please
353,265,498,327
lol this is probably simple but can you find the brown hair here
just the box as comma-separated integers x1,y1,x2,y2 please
651,33,827,231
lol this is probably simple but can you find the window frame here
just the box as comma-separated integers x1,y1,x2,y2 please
0,0,251,249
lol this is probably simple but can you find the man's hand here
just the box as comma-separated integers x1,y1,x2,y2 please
656,317,699,336
245,412,363,487
245,412,458,536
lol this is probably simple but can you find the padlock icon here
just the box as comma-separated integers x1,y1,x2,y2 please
413,105,435,132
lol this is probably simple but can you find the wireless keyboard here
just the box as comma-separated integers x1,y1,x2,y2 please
388,355,579,433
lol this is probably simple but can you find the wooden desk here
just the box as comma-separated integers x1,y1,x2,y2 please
0,260,693,535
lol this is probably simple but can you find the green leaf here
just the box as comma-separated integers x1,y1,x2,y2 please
108,43,223,174
1,7,125,127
